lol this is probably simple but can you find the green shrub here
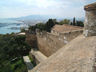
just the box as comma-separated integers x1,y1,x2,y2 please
0,34,31,72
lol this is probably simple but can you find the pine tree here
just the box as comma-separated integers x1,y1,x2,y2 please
45,19,55,32
73,17,76,26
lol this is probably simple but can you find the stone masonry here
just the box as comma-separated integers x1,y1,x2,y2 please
36,29,83,57
84,2,96,36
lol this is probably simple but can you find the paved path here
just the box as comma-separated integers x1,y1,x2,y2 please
23,56,33,72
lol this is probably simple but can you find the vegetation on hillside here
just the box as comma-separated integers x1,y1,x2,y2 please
21,28,26,32
59,19,70,25
70,17,84,27
28,18,84,32
0,34,31,72
29,19,55,32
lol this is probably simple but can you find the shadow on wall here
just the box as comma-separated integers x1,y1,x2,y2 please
25,30,38,50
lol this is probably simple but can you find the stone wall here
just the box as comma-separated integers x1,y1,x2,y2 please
84,2,96,37
29,50,47,65
26,31,38,49
31,35,96,72
36,29,83,57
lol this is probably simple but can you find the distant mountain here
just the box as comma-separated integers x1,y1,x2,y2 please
14,15,58,21
5,15,84,26
4,15,84,22
11,15,58,25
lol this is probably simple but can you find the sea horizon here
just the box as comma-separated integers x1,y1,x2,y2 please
0,19,24,34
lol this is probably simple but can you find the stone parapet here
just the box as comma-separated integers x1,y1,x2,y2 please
29,50,47,64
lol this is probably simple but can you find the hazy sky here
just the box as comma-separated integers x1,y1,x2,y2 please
0,0,96,18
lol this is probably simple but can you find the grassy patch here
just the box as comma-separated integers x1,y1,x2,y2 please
10,58,27,72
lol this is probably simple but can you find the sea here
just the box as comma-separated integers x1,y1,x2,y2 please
0,19,26,34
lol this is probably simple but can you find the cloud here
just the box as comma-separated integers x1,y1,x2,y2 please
14,0,71,8
0,0,96,18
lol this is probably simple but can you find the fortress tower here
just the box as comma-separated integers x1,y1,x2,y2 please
84,2,96,36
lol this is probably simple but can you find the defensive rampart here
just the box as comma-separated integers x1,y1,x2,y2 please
36,29,83,56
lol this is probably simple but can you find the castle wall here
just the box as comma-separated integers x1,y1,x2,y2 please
36,29,83,57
